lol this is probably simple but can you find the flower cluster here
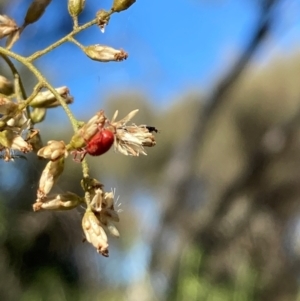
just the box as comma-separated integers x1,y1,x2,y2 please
34,109,157,256
0,84,74,162
0,96,34,161
82,186,120,257
0,0,155,257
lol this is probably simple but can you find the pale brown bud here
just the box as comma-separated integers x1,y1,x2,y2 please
24,0,52,26
29,86,73,108
84,45,128,63
37,157,65,199
112,0,136,12
0,97,18,114
68,110,106,150
37,140,68,160
0,130,32,152
0,76,14,95
6,112,28,127
68,0,86,18
33,192,82,211
96,10,110,33
11,135,32,152
30,107,46,123
91,191,120,238
82,211,109,257
0,147,17,162
0,15,18,39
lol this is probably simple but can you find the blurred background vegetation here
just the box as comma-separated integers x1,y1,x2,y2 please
1,0,300,300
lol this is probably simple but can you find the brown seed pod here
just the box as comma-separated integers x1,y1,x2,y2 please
24,0,52,26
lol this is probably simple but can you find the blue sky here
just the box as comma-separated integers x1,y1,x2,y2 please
6,0,300,116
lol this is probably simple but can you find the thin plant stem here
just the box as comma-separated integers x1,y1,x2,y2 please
27,18,97,62
0,46,78,131
0,53,27,99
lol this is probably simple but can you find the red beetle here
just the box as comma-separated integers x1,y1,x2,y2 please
72,128,114,162
86,129,114,156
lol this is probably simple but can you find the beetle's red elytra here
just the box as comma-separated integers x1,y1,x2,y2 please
86,129,114,156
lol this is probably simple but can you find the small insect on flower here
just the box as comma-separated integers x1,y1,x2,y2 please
145,126,158,133
72,128,115,161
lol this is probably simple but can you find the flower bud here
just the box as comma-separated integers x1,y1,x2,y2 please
37,157,65,199
96,10,110,33
0,97,18,115
68,110,106,150
0,15,18,39
37,140,68,160
11,135,32,152
24,0,52,26
6,112,27,127
82,211,109,257
0,132,11,148
0,130,32,152
29,86,73,108
112,0,136,12
0,76,14,95
84,45,128,63
68,0,86,18
92,191,120,238
30,107,46,123
33,192,82,211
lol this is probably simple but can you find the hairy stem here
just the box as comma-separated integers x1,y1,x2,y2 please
0,47,78,131
27,18,97,62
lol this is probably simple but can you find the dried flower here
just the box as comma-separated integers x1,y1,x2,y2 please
29,86,73,108
110,110,157,156
82,210,109,257
96,10,111,33
0,15,18,39
91,190,120,237
33,192,82,211
69,110,107,150
84,45,128,62
69,110,115,161
0,97,18,115
11,134,33,152
0,147,26,162
37,157,65,199
37,140,68,160
0,129,32,152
